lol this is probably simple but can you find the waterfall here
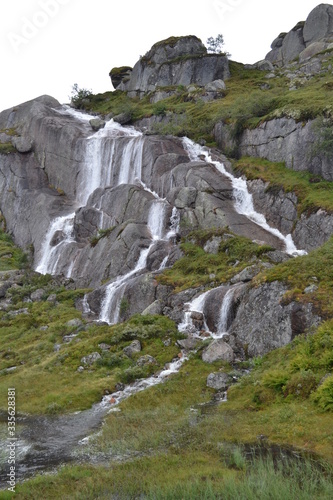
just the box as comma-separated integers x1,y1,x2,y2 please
147,200,166,240
35,213,76,275
178,285,240,339
99,244,153,324
99,351,188,408
99,198,169,324
182,137,306,256
217,287,235,335
167,207,180,239
178,289,212,335
35,108,145,276
117,135,144,185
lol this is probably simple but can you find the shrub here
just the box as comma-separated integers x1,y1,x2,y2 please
70,83,93,109
312,375,333,411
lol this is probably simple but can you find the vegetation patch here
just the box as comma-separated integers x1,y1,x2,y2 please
235,156,333,214
157,228,273,292
0,229,27,270
255,236,333,316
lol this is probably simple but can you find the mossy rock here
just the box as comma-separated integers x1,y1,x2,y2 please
109,66,132,89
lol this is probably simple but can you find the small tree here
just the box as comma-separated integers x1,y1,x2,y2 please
70,83,93,109
206,34,230,56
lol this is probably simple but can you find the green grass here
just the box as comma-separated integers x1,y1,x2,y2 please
5,450,332,499
157,228,273,292
235,156,333,215
255,236,333,316
0,143,15,154
0,289,184,414
0,230,27,270
79,53,333,146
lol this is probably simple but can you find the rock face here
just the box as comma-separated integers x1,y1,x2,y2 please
248,179,333,252
215,117,333,181
111,36,230,96
266,4,333,66
0,58,326,362
228,281,321,358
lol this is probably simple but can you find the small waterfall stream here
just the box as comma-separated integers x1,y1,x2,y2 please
182,138,306,257
178,285,241,339
35,213,76,275
98,198,173,325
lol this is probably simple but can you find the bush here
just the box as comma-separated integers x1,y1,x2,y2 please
70,83,93,109
312,375,333,411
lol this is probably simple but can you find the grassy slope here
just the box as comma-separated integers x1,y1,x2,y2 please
2,54,333,496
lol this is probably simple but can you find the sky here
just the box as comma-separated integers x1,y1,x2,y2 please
0,0,328,112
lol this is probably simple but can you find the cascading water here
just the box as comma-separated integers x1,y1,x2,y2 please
98,198,170,324
178,285,240,339
147,200,166,240
99,245,153,324
35,108,145,276
178,289,212,335
182,137,306,256
35,213,76,275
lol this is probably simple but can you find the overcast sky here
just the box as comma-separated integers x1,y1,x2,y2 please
0,0,327,112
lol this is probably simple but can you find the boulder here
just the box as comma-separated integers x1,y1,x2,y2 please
206,372,229,390
177,338,200,350
89,118,105,131
81,352,101,365
204,79,226,92
281,22,306,64
30,288,45,302
109,66,132,89
11,136,33,153
255,60,274,71
202,339,234,363
229,281,321,358
136,355,157,366
303,4,333,45
123,340,142,357
113,112,132,125
114,36,230,93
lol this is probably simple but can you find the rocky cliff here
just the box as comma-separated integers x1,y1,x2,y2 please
110,35,230,100
266,3,333,66
1,6,332,367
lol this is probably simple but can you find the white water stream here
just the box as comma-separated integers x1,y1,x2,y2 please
179,285,241,340
35,213,76,275
182,137,306,257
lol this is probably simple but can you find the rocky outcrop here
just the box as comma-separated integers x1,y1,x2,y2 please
228,281,321,358
111,36,230,96
248,179,333,252
215,117,333,181
266,4,333,66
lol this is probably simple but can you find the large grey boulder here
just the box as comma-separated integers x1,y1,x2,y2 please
248,179,333,252
236,117,333,181
112,36,230,94
303,3,333,45
228,281,321,358
206,372,230,390
265,5,333,66
202,339,235,364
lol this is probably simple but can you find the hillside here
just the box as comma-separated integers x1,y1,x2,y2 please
0,4,333,498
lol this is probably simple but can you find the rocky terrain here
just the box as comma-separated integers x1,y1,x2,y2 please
0,3,333,498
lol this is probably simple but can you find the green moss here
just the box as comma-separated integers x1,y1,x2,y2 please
0,142,15,154
0,229,27,270
158,228,273,292
109,65,132,77
234,156,333,214
256,236,333,316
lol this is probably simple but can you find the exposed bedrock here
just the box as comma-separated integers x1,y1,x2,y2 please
228,281,321,358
